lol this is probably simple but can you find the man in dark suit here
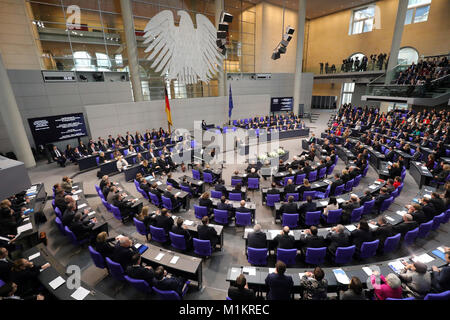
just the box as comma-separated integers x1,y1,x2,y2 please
163,185,181,211
197,216,218,249
154,208,174,234
112,193,135,219
0,247,13,282
112,236,137,270
431,247,450,292
374,187,390,211
430,192,446,215
54,190,68,213
217,196,234,219
299,196,317,218
341,195,360,224
153,266,186,297
214,179,228,196
284,179,296,193
166,173,180,189
300,226,326,255
393,214,419,237
420,197,437,220
171,218,191,248
279,196,298,214
407,203,427,224
350,221,374,253
371,216,395,252
326,224,351,256
330,173,344,196
228,274,256,300
247,167,260,179
126,254,154,286
264,261,293,300
61,202,77,226
385,147,395,162
69,212,94,240
273,226,296,249
51,145,66,167
247,224,267,249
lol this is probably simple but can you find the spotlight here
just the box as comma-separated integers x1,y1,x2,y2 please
286,26,295,35
217,31,227,39
216,11,233,56
278,46,287,54
218,23,229,32
221,12,233,23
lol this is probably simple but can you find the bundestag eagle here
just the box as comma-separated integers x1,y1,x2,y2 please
143,10,223,85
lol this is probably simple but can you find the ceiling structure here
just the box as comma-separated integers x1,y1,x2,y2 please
242,0,377,19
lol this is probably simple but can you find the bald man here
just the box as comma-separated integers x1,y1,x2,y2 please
112,236,137,270
273,226,295,249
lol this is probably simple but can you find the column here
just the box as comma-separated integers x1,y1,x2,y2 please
293,0,306,116
120,0,143,101
0,53,36,168
384,0,408,84
215,0,226,97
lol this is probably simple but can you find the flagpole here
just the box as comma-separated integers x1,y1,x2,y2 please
167,121,171,135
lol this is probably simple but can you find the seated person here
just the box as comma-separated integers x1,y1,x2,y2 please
341,195,360,225
217,196,234,219
370,216,395,252
283,179,296,193
406,203,427,224
326,224,350,256
279,196,298,214
166,173,180,189
393,213,419,237
323,197,338,216
350,221,374,254
297,179,311,200
214,179,228,197
264,261,293,300
136,206,153,229
236,200,252,214
69,212,94,240
116,155,129,172
340,276,366,300
300,266,328,300
10,258,51,297
112,193,137,219
398,261,431,298
431,247,450,292
0,281,45,300
385,179,395,194
112,236,138,270
247,167,260,179
94,231,115,259
247,224,267,249
126,253,154,286
330,173,344,195
154,208,174,234
359,190,373,206
299,196,317,219
227,274,256,300
273,226,295,249
153,266,187,297
171,218,192,248
300,226,326,255
198,192,214,216
197,216,218,249
163,185,181,210
374,187,390,211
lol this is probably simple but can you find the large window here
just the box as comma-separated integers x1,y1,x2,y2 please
398,47,419,65
405,0,431,25
341,82,355,105
350,6,375,35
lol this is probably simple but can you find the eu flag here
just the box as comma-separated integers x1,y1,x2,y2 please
228,84,234,118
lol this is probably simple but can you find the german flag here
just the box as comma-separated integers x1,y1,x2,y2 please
164,87,173,126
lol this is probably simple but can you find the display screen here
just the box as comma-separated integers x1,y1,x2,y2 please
28,113,88,146
270,97,293,112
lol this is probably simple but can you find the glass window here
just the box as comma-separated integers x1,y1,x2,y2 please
73,51,95,71
405,0,431,25
350,6,375,35
341,82,355,105
398,47,419,65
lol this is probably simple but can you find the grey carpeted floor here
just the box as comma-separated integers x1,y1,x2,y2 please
26,109,450,300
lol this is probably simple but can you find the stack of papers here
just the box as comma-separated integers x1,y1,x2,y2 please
88,211,96,217
388,260,405,273
362,267,373,276
385,216,395,222
78,203,87,209
242,267,256,276
396,210,407,217
71,287,90,300
73,190,82,195
155,253,165,261
412,253,434,264
333,269,350,284
368,223,378,230
369,185,377,190
184,220,194,226
345,225,357,232
320,201,329,206
268,268,276,273
49,276,66,290
28,252,40,260
170,256,180,264
17,223,33,234
72,195,79,201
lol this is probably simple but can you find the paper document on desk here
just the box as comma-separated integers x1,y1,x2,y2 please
49,276,65,290
175,192,181,197
396,210,406,217
269,230,280,238
298,273,305,279
423,194,431,199
78,203,87,209
17,223,33,234
72,195,79,201
184,220,194,226
155,253,165,261
320,201,328,206
362,267,373,276
134,243,142,249
388,260,405,273
337,198,345,204
437,246,446,253
412,253,434,264
369,185,377,190
28,252,40,261
345,225,357,232
269,268,275,274
73,190,82,195
313,184,320,188
368,223,378,230
242,267,256,276
170,256,179,264
71,286,90,300
72,185,79,189
333,269,350,284
385,216,395,222
324,180,331,184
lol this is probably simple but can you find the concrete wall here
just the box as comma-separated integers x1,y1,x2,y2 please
351,83,381,108
84,94,271,139
0,69,133,153
0,0,41,70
